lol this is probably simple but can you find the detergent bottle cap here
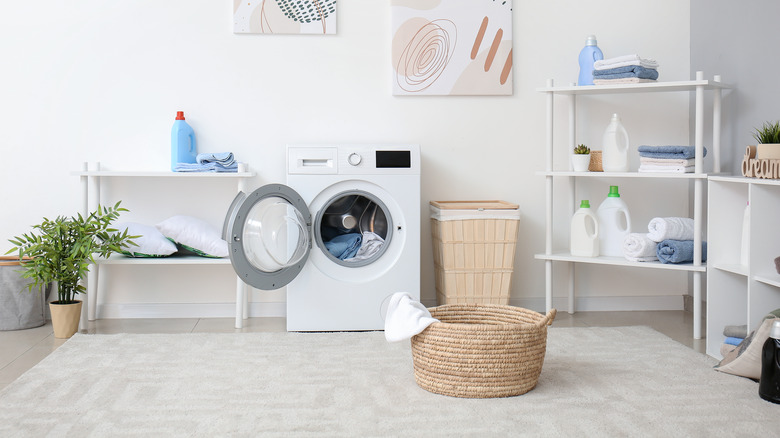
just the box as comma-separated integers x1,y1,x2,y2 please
580,200,591,208
608,186,620,198
585,35,598,46
175,111,185,120
611,113,621,122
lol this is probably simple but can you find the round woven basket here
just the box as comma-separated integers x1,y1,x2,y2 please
410,304,556,398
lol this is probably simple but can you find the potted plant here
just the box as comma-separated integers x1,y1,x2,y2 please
753,121,780,160
571,144,591,172
5,202,136,338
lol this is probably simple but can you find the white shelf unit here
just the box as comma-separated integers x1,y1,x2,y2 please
706,176,780,359
536,72,729,340
72,163,255,330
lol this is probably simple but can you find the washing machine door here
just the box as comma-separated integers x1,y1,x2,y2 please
223,184,312,290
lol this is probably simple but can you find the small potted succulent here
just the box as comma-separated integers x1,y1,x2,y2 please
5,202,136,338
753,121,780,160
571,144,591,172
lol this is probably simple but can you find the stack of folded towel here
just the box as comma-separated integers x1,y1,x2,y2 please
638,146,707,173
174,152,238,173
720,324,747,357
622,217,707,264
593,55,659,85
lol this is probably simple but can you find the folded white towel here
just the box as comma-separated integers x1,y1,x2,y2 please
593,78,657,85
647,217,695,242
640,157,696,167
638,164,695,173
594,54,659,70
384,292,439,342
623,233,658,262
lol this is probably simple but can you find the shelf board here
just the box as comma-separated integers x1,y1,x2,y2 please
537,171,707,179
94,255,232,265
537,79,730,95
755,271,780,288
535,252,706,272
708,175,780,186
712,263,748,277
72,170,255,178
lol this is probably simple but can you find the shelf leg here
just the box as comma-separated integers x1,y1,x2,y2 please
545,260,552,312
694,271,702,340
235,278,245,329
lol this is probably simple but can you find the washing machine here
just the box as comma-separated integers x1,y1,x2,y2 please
223,144,420,331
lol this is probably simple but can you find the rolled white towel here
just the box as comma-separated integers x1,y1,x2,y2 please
647,217,695,242
384,292,439,342
623,233,658,262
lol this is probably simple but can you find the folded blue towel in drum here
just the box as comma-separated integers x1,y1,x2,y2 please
656,239,707,264
324,233,363,260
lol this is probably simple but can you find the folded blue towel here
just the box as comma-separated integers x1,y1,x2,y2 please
656,239,707,264
637,145,708,160
197,152,235,167
324,233,362,260
592,65,659,80
724,336,744,346
174,162,238,173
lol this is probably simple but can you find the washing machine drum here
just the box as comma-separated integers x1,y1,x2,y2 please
223,184,312,290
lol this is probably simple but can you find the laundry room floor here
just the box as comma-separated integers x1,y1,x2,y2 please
0,311,706,392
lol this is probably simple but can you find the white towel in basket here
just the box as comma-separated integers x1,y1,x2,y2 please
384,292,439,342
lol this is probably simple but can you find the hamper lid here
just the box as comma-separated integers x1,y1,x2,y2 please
430,200,521,221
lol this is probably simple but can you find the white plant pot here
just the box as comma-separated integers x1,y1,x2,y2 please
571,154,591,172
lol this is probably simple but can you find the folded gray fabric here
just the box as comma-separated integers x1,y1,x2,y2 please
638,145,707,160
723,324,748,338
657,239,707,264
592,65,658,80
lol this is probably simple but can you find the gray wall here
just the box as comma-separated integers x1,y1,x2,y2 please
691,0,780,174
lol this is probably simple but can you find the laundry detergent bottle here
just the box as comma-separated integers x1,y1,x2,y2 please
602,114,630,172
570,200,599,257
171,111,197,171
596,186,631,257
578,35,604,86
759,320,780,404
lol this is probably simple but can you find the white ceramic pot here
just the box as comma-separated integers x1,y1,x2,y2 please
571,154,591,172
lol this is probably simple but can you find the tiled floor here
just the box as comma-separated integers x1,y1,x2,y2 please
0,311,705,392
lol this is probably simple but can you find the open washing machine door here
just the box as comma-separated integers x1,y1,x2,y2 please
223,184,311,290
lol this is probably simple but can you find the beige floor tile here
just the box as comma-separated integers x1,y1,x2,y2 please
0,344,62,386
83,318,199,334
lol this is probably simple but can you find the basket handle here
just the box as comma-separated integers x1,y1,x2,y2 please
537,308,557,327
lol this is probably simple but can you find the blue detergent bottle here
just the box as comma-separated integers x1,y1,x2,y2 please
578,35,604,86
171,111,197,171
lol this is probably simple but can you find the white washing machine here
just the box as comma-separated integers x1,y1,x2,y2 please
223,144,420,331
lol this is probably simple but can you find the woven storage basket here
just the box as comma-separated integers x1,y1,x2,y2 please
430,201,521,306
588,151,603,171
411,304,556,398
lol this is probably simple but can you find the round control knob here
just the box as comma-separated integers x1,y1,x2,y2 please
348,153,362,166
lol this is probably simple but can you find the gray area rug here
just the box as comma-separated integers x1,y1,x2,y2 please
0,326,777,437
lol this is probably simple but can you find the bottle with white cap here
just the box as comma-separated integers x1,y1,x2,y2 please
602,114,630,172
759,320,780,404
578,35,604,86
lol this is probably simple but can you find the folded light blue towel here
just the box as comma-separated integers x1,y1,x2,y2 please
724,336,744,346
173,162,238,173
656,239,707,264
638,145,708,160
592,65,659,80
324,233,362,260
197,152,235,167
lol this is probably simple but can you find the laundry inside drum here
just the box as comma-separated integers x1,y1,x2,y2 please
319,193,391,264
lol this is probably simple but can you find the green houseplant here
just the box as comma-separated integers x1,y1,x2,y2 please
6,202,136,338
752,121,780,162
571,144,591,172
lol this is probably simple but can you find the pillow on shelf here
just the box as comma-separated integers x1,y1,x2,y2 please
114,222,178,258
715,309,780,380
155,215,228,258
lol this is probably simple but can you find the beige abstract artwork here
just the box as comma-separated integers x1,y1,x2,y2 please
234,0,337,35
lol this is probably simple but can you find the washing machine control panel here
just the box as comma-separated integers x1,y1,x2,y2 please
347,152,362,166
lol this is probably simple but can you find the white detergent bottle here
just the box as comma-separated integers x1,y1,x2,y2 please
570,200,599,257
602,114,630,172
596,186,631,257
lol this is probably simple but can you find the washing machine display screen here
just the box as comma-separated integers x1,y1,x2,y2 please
375,150,411,168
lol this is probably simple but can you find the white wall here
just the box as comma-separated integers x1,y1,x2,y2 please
0,1,694,317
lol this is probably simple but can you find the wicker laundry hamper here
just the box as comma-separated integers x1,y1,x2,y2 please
411,304,556,398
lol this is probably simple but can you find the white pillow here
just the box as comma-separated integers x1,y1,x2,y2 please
155,215,228,258
114,222,178,257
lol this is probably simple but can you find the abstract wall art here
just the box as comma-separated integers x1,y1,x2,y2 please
392,0,513,96
234,0,337,35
